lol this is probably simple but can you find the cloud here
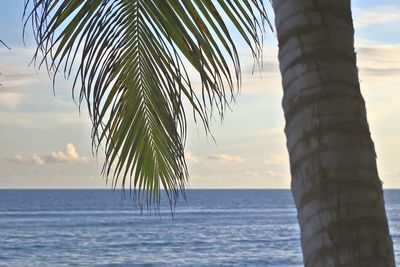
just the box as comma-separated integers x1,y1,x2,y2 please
264,153,288,165
0,112,89,128
352,40,400,124
383,171,400,178
354,6,400,28
0,92,24,109
0,64,40,91
43,143,81,163
239,43,282,95
186,152,200,164
361,67,400,77
7,143,91,165
258,127,283,137
244,59,279,76
244,170,288,179
206,153,245,163
356,40,400,83
12,153,45,165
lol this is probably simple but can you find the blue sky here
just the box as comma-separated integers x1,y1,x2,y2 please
0,1,399,188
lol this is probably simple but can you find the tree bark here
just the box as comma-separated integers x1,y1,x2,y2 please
271,0,396,266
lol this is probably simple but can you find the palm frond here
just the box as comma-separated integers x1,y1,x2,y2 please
0,39,11,87
24,0,269,208
0,40,11,50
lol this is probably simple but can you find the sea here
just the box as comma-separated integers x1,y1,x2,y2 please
0,189,399,267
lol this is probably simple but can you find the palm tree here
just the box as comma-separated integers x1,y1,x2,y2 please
24,0,395,265
271,1,395,266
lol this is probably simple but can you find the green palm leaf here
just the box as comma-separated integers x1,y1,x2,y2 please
24,0,269,208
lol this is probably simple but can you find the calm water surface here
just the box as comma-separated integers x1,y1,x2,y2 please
0,189,399,266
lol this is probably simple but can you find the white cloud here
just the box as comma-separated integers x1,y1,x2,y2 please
354,6,400,28
186,152,200,164
206,153,246,163
382,171,400,178
0,112,89,128
264,153,288,165
356,40,400,84
353,40,400,124
258,127,284,137
0,64,41,90
12,153,45,165
0,92,24,109
43,143,81,163
7,143,91,165
240,43,282,95
244,170,288,179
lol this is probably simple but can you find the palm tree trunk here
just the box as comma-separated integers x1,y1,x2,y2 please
271,0,396,266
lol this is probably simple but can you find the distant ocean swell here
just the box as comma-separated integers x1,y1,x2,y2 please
0,189,399,266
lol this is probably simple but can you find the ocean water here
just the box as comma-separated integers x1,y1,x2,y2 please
0,189,399,266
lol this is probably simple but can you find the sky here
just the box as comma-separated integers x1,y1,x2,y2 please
0,1,399,189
